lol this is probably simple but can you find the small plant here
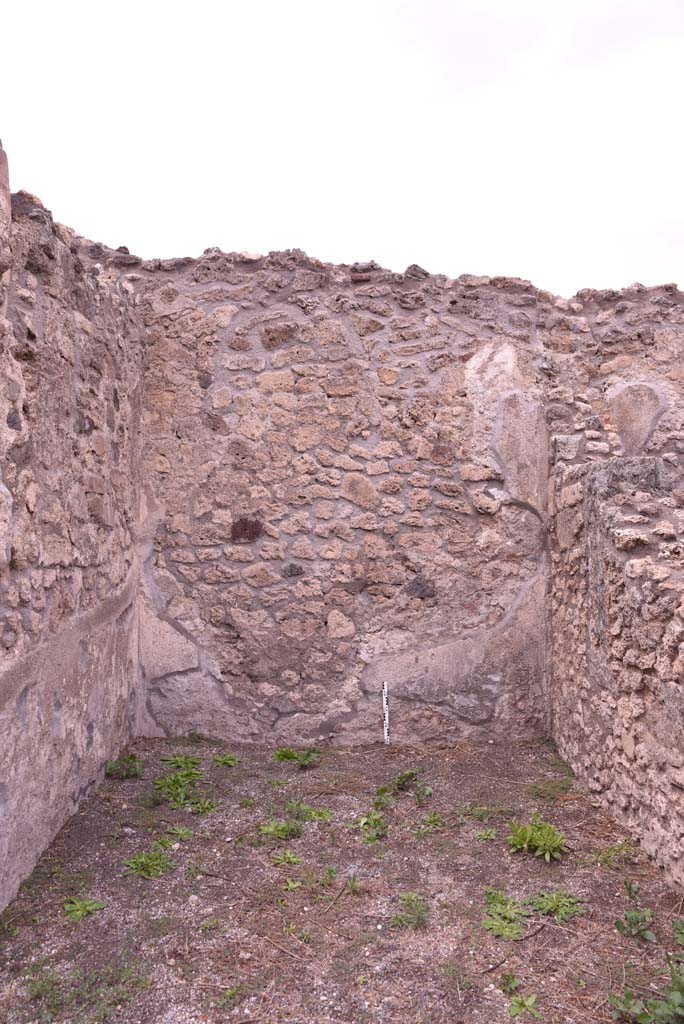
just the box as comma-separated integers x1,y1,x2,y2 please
153,836,173,850
240,797,257,808
500,972,522,995
166,826,193,842
299,929,312,943
213,753,239,767
508,814,568,862
63,897,105,922
274,747,320,769
624,879,640,902
614,908,656,944
259,819,303,841
415,812,445,837
391,892,430,930
674,920,684,947
25,960,149,1023
350,811,387,844
200,916,221,931
124,848,174,879
105,753,144,780
455,804,508,821
284,878,302,892
285,800,333,822
482,888,530,941
161,753,202,772
318,866,337,888
392,769,418,792
154,767,204,809
592,839,636,869
373,786,395,811
609,955,684,1022
218,986,241,1007
415,781,433,806
528,778,572,802
274,747,299,762
268,779,289,790
476,828,497,841
191,797,218,815
347,874,365,895
273,849,301,866
527,890,584,922
296,748,321,770
510,993,542,1019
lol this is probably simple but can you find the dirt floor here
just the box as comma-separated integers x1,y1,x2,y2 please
1,736,683,1024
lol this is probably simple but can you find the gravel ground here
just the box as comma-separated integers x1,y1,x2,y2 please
1,736,682,1024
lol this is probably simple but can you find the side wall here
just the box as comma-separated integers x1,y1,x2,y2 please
137,253,551,744
0,177,144,910
547,285,684,883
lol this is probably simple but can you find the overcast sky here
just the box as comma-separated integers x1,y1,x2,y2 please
2,1,683,296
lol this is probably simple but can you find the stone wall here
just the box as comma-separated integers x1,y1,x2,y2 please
2,139,684,906
136,253,550,744
546,285,684,883
0,156,144,909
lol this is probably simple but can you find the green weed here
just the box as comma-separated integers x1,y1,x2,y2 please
318,866,337,888
191,797,218,815
508,814,568,862
274,747,299,762
63,897,105,922
25,959,149,1023
166,826,193,842
624,879,640,902
124,847,174,879
350,811,387,844
105,754,144,780
500,972,522,995
527,890,584,922
218,986,241,1007
391,892,430,930
610,955,684,1022
154,767,203,809
268,779,289,790
274,747,320,769
213,753,239,767
614,908,656,944
476,828,497,841
285,800,333,822
273,849,301,866
528,778,572,802
200,917,221,931
455,804,509,821
373,785,395,811
415,812,445,837
592,840,637,869
510,993,542,1019
259,819,303,841
415,781,433,805
392,769,418,792
482,888,530,941
161,754,202,772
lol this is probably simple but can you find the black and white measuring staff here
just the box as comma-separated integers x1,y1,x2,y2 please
382,681,390,745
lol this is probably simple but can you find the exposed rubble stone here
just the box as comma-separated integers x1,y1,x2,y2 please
1,138,684,910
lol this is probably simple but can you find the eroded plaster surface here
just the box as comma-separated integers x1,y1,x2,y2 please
2,141,684,907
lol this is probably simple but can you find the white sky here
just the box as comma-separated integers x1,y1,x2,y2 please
2,0,683,296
